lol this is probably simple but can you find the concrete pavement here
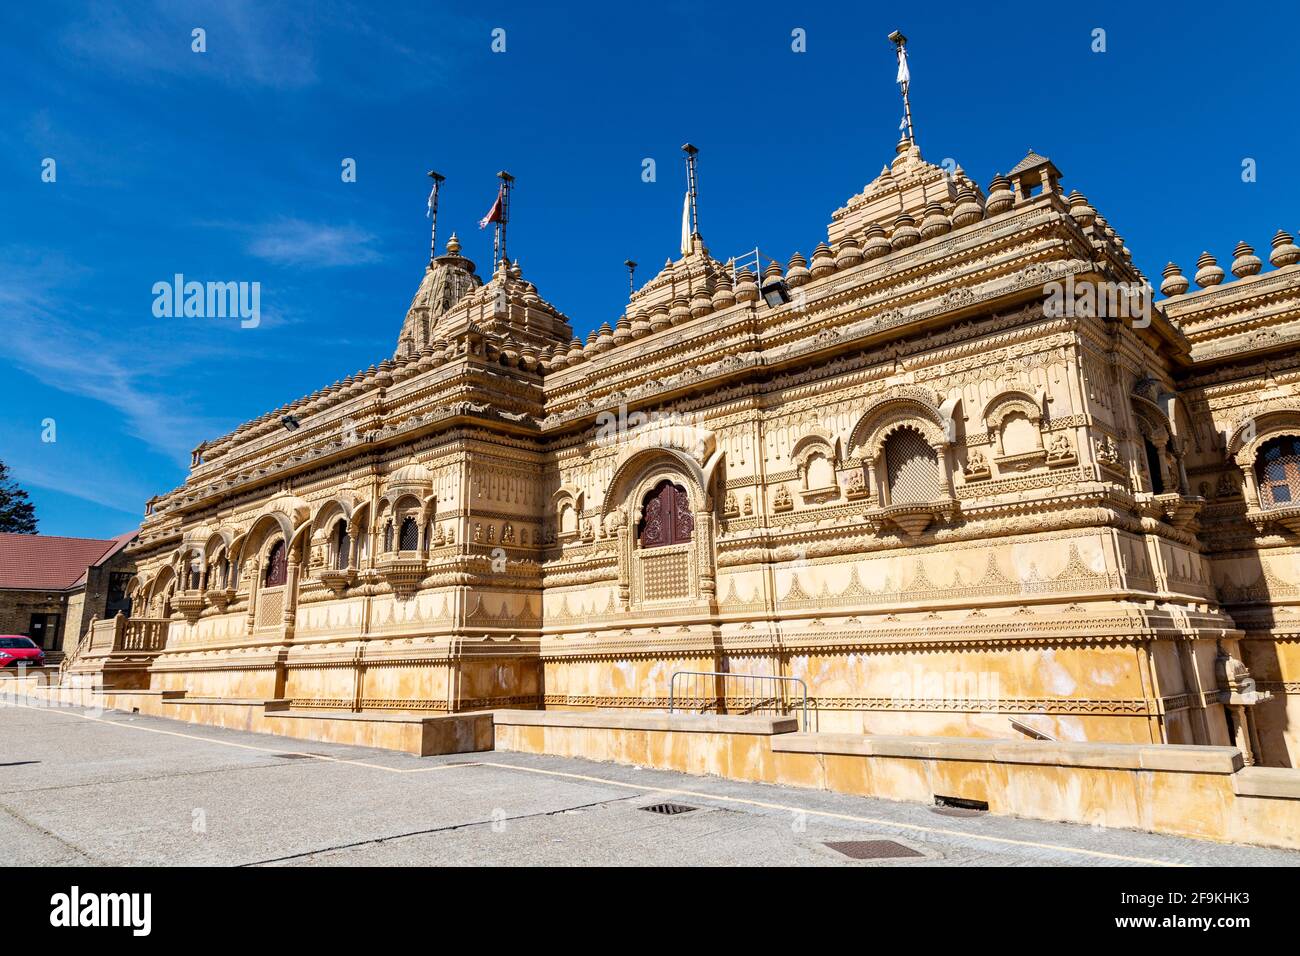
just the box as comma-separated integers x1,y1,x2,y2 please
2,700,1297,867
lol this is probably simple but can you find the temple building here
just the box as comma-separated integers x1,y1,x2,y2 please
73,131,1300,769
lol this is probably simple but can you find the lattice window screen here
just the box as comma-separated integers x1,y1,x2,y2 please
399,517,419,551
256,588,284,628
1259,437,1300,507
641,550,690,601
886,429,941,504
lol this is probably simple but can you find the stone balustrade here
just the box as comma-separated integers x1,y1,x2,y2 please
62,613,171,690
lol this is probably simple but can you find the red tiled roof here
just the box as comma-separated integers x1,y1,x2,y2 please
0,531,136,591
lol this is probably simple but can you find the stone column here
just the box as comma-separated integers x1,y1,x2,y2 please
1238,459,1260,508
1232,704,1255,766
284,552,300,631
933,441,955,497
695,511,715,600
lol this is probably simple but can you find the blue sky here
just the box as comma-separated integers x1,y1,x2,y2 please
2,1,1297,538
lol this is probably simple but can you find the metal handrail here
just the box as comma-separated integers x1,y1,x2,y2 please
668,670,810,731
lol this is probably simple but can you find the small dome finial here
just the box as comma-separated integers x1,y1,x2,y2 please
446,232,460,255
1231,240,1262,278
1160,262,1189,297
1194,251,1225,288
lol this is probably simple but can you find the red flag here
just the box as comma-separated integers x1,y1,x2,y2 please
479,186,504,229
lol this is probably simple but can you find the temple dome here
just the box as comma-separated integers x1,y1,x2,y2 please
395,233,482,358
386,460,432,496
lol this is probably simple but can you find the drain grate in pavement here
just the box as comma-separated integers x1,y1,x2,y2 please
640,802,698,816
931,795,989,817
824,840,924,860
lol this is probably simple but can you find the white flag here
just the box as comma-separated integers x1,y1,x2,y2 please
426,185,435,219
680,190,692,256
895,46,910,86
899,116,907,132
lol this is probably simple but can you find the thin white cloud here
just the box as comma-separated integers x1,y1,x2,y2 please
54,1,473,97
10,459,146,517
247,219,383,268
60,1,318,91
0,252,220,463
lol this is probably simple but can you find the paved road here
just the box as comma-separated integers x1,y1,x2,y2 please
1,700,1296,867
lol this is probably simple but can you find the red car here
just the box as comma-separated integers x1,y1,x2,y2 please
0,636,46,668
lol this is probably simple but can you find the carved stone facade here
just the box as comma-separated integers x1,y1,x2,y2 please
113,138,1300,767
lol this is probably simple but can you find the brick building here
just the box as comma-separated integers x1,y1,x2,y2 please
0,532,136,658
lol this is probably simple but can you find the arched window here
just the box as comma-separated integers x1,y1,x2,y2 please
560,502,578,535
399,516,419,551
1257,436,1300,508
333,520,350,570
264,540,287,587
638,480,693,548
885,427,941,504
383,520,394,553
1000,411,1038,457
805,451,835,490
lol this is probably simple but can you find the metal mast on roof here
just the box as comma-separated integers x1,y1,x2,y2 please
426,170,445,263
682,144,700,245
497,170,515,265
889,31,916,144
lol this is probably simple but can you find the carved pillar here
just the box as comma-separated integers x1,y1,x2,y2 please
245,562,257,635
615,525,631,610
933,441,955,497
283,551,299,640
696,511,715,599
1232,704,1255,766
867,456,886,507
1238,457,1260,508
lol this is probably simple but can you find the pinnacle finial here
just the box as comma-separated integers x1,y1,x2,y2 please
1160,262,1189,297
1270,230,1300,267
1194,251,1225,288
1231,240,1262,278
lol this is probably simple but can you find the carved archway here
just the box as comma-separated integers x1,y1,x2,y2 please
605,451,716,610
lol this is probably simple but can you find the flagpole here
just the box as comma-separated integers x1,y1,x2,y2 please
497,170,514,266
682,144,700,247
889,31,915,144
426,170,444,263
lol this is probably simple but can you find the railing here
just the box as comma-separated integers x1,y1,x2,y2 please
668,670,810,732
121,618,169,652
61,614,169,673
